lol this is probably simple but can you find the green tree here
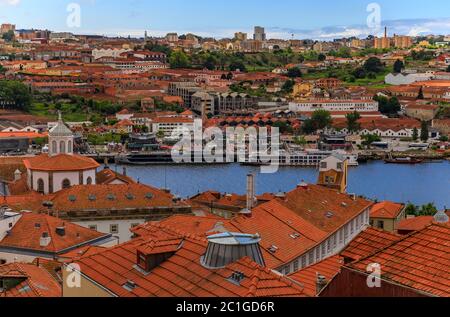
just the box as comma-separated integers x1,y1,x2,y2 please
420,121,429,142
293,135,307,146
418,86,424,99
311,110,332,131
229,61,246,72
169,50,191,69
446,65,450,73
363,57,384,73
203,55,217,70
281,79,295,94
362,134,381,149
0,80,32,110
412,127,419,141
318,53,326,62
393,59,405,73
346,111,361,133
2,30,15,42
287,67,302,78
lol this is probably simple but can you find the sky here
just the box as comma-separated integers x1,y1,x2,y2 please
1,0,450,40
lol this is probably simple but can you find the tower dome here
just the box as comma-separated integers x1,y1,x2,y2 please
48,112,74,156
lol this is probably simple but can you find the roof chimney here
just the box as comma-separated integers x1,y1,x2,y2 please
246,174,255,210
316,273,328,294
434,209,449,224
40,232,51,247
14,169,22,182
201,232,265,269
104,157,109,169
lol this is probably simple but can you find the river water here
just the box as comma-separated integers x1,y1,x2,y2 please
112,161,450,209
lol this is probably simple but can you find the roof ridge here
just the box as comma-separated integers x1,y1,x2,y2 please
348,222,449,267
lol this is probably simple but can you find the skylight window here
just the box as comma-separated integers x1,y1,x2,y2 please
68,195,76,202
145,193,154,199
88,194,97,201
122,280,137,292
268,245,279,253
325,211,334,218
107,194,116,201
126,193,135,200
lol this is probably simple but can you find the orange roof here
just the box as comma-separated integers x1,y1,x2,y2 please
23,154,100,172
0,131,47,139
289,255,344,296
0,213,108,254
280,184,373,234
340,227,401,262
370,201,405,219
96,168,136,185
397,213,450,232
133,199,329,269
49,183,184,212
72,228,305,297
0,263,61,297
348,223,450,297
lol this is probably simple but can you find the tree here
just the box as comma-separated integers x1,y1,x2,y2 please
353,67,366,79
0,80,32,110
412,127,419,141
2,30,14,42
169,50,191,69
0,65,5,74
346,111,361,133
229,61,246,72
318,53,326,62
417,86,424,99
393,59,405,73
420,121,429,142
446,65,450,73
203,55,217,70
311,110,332,131
362,134,381,149
293,135,307,146
281,79,295,94
287,67,302,78
363,57,384,73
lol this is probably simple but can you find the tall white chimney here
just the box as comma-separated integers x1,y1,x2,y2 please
246,174,255,210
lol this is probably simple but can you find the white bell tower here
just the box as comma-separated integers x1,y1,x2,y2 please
48,112,75,156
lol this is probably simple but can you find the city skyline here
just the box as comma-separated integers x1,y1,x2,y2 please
1,0,450,40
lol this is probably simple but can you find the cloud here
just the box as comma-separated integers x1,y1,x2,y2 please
0,0,21,5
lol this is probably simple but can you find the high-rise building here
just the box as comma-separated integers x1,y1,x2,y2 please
0,24,15,35
374,26,391,49
253,26,266,41
234,32,247,41
393,35,412,48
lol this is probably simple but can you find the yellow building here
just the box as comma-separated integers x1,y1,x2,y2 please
292,82,313,98
369,201,406,233
317,154,348,193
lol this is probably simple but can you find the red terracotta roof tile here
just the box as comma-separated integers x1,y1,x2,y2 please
23,154,100,172
289,255,344,296
341,227,402,262
0,263,61,297
348,224,450,297
371,201,405,219
0,213,108,254
72,228,305,297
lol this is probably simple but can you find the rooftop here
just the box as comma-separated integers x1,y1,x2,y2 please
348,223,450,297
370,201,405,219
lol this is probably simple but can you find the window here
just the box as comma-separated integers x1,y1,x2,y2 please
60,141,66,153
68,140,73,153
320,162,327,169
88,225,97,231
110,224,119,234
293,260,299,272
337,163,343,170
52,141,57,154
86,177,93,185
62,179,71,189
308,251,314,264
37,178,45,193
301,256,307,269
0,259,6,265
377,220,385,230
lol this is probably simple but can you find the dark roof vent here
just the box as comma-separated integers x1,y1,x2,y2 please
88,194,97,201
201,232,265,269
228,271,245,285
55,226,66,237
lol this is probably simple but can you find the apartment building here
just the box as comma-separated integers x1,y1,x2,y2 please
289,99,379,113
